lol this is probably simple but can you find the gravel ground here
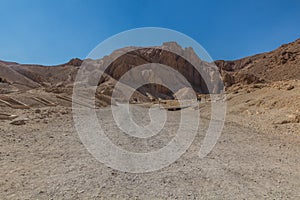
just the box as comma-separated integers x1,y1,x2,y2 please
0,104,300,199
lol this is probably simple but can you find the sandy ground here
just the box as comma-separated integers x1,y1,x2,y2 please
0,99,300,199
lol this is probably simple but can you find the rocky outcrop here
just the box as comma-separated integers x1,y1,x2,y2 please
64,58,83,67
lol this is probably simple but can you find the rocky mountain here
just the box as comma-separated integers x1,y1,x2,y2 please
0,42,223,99
0,39,299,99
86,42,223,98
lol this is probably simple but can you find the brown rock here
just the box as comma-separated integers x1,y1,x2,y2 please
222,71,235,87
286,85,294,90
10,118,28,125
35,109,41,114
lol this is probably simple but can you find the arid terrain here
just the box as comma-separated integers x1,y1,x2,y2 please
0,39,300,199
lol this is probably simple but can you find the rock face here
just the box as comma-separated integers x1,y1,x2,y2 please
215,38,300,86
96,43,223,97
74,43,224,100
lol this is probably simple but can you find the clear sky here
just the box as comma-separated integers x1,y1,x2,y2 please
0,0,300,65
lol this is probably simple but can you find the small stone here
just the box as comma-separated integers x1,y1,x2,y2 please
287,114,300,123
60,110,69,115
10,118,28,125
286,85,294,90
35,109,41,114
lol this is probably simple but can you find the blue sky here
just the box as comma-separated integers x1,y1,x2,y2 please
0,0,300,65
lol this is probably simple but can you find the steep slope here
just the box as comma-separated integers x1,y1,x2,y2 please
216,38,300,86
0,62,40,88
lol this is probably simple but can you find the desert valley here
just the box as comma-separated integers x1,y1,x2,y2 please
0,39,299,199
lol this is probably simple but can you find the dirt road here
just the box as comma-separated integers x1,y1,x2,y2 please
0,105,299,199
